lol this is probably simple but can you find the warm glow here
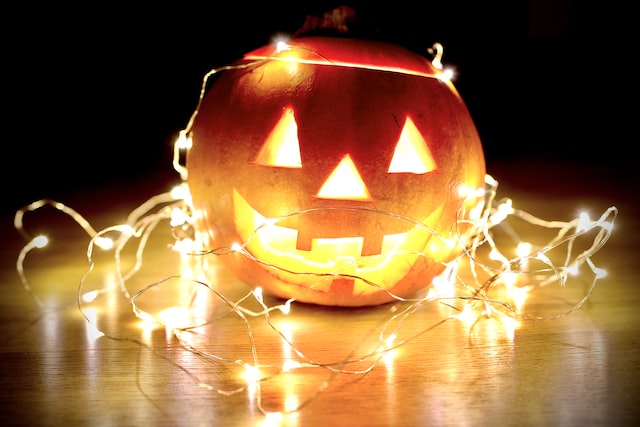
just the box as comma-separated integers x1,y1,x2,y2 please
282,360,302,372
173,130,192,180
176,129,192,149
451,303,478,325
437,67,455,82
491,199,514,225
157,306,191,330
509,283,530,313
385,333,397,349
81,290,99,303
33,235,48,248
262,412,285,426
516,242,532,258
458,184,485,200
231,187,447,295
388,116,437,174
254,106,301,168
170,205,189,227
172,237,198,254
500,314,519,341
93,236,114,250
278,300,292,314
591,260,607,279
137,310,160,329
275,40,291,53
171,184,188,200
576,212,592,232
82,308,104,343
252,286,264,301
242,364,261,384
316,154,370,200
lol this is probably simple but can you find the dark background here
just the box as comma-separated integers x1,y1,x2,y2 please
3,1,632,214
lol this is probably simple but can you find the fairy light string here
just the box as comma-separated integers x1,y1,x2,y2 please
13,40,618,418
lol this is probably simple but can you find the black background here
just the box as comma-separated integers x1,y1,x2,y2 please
3,1,632,214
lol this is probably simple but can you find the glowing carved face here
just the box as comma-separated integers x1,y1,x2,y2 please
187,37,486,306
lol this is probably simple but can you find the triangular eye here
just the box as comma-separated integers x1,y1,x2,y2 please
316,154,371,200
387,116,437,174
254,106,302,168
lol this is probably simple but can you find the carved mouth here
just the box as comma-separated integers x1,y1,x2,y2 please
232,189,449,294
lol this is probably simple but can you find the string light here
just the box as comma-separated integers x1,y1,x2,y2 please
13,41,618,419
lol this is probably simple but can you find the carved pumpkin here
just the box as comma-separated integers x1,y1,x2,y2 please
186,36,486,306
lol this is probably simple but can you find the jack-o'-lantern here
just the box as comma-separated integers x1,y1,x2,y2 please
186,36,486,306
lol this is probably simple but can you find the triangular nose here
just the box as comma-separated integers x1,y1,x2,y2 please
316,155,371,201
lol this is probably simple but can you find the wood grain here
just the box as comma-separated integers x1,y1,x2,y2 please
1,160,637,427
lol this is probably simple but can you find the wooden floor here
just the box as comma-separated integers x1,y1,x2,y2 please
1,160,637,427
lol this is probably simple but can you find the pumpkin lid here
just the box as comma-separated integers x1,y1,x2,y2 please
243,36,442,78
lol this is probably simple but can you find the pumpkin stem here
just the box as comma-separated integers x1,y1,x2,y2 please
294,5,357,37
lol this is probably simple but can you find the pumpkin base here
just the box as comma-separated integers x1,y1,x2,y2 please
209,249,454,307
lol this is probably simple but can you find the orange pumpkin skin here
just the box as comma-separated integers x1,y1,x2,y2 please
187,36,486,306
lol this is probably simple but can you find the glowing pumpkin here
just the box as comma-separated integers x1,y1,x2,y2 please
186,36,486,306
